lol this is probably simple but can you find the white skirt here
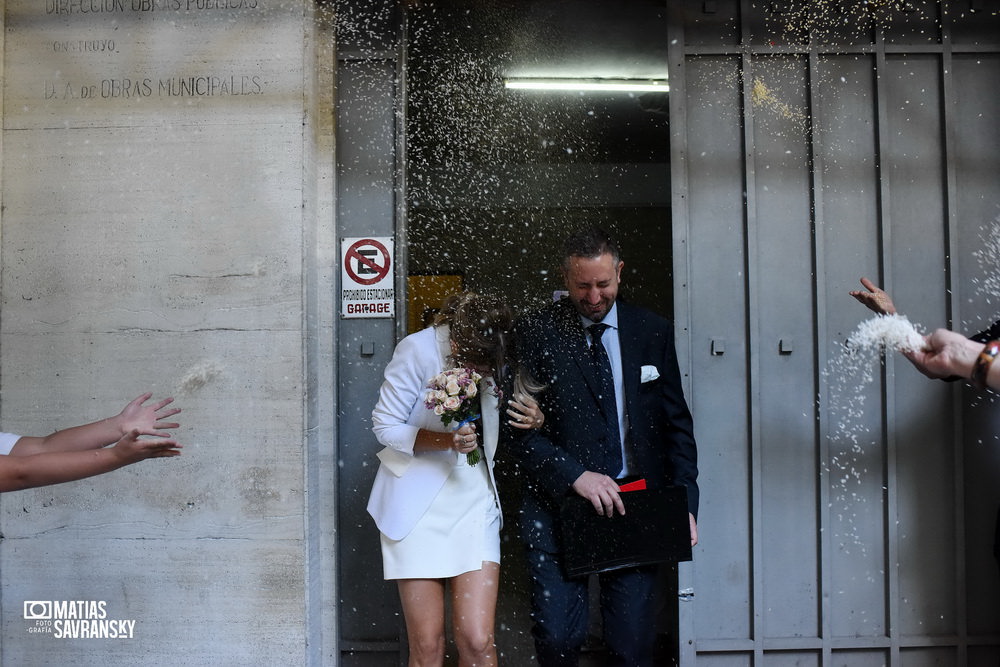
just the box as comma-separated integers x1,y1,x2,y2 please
380,452,500,580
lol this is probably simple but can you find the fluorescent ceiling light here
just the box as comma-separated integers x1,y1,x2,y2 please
504,78,669,93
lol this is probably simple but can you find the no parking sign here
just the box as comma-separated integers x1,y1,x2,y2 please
341,237,395,318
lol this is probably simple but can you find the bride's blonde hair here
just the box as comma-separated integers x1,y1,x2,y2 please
434,291,512,376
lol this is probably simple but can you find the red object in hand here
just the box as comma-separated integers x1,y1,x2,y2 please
618,478,647,492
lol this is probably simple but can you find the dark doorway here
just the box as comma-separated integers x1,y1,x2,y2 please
403,1,677,664
405,0,673,324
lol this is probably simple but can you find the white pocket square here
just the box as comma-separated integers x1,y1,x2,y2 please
641,365,660,383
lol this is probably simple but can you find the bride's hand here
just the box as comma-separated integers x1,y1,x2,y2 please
507,393,544,430
452,423,478,453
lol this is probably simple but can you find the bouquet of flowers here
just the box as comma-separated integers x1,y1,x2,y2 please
425,367,483,466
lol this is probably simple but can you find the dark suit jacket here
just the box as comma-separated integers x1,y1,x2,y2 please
510,297,699,552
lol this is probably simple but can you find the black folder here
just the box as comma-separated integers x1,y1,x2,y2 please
558,486,692,578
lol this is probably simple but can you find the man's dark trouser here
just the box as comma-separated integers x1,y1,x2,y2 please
526,546,659,667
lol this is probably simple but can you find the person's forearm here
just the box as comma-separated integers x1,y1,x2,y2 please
9,421,123,457
953,339,983,381
511,431,585,499
965,338,1000,391
8,417,126,457
413,428,455,452
986,349,1000,391
39,416,127,452
0,448,130,492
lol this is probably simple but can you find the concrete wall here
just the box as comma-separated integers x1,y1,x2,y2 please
0,1,331,664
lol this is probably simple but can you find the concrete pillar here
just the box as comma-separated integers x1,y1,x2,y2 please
0,2,327,663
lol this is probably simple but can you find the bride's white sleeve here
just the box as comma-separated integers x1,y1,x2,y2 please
371,333,429,455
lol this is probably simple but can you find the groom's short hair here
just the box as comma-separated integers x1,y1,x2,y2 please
561,226,621,271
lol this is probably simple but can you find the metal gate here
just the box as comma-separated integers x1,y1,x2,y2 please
671,2,1000,664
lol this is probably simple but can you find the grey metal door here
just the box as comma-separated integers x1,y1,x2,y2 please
671,2,1000,664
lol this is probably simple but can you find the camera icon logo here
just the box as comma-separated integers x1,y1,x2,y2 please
23,601,52,620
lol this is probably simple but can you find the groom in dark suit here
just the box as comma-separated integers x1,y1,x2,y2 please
510,226,699,667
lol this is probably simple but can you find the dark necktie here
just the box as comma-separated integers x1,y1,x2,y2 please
587,323,623,475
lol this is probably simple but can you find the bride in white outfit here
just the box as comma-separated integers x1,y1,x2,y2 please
368,291,543,667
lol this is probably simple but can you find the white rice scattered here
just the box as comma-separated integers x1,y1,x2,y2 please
846,314,926,354
822,313,928,555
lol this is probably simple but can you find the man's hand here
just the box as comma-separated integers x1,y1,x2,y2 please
572,471,625,517
689,513,699,547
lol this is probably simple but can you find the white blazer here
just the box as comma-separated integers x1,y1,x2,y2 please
367,325,502,541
